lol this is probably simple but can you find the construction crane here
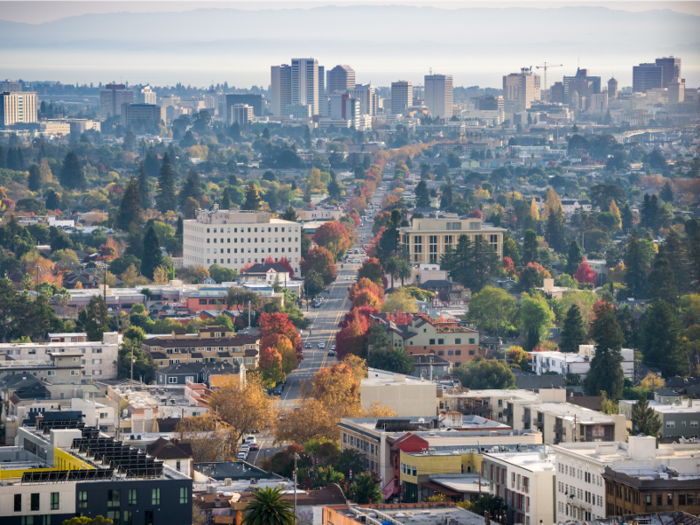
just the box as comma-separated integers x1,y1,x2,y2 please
536,62,563,103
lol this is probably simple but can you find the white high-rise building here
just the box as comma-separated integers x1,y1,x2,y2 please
391,81,413,115
231,104,253,125
424,74,453,119
138,86,157,105
503,68,541,112
292,58,320,115
0,91,38,127
182,210,302,276
329,94,360,129
348,84,378,116
271,65,292,117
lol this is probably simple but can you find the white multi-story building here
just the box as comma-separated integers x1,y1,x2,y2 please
530,346,634,380
0,332,120,379
138,85,157,105
0,90,38,127
482,449,556,525
182,210,302,276
230,104,253,125
292,58,320,115
424,74,454,119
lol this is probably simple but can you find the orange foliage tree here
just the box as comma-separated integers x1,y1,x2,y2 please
300,246,337,285
348,278,385,304
313,220,351,259
335,306,378,360
259,312,303,366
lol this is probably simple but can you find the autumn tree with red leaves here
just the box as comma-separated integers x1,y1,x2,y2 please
386,312,414,325
335,306,379,360
277,257,294,278
300,246,337,285
348,278,385,304
357,257,384,286
258,346,286,386
574,257,598,285
313,220,351,259
259,312,303,367
502,256,516,276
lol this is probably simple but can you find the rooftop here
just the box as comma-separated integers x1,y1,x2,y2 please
524,402,620,424
330,503,486,525
486,449,557,472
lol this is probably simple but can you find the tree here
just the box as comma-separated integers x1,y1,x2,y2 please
468,286,519,338
259,346,286,386
641,372,665,392
630,394,662,441
77,295,110,341
566,241,583,276
59,150,85,189
415,179,431,208
62,517,114,525
357,257,384,287
624,230,648,299
574,257,597,285
281,206,297,222
208,264,238,283
179,167,203,206
380,288,417,313
220,187,232,210
640,300,686,378
664,228,689,294
314,221,351,259
368,323,390,351
28,163,43,191
137,162,150,210
648,257,678,305
367,347,414,374
522,230,539,264
585,301,624,401
335,307,377,360
45,189,61,211
175,415,230,462
518,293,555,350
155,153,177,213
301,246,337,285
241,486,296,525
242,182,263,210
349,472,383,504
544,189,567,252
453,358,516,389
304,269,325,297
141,225,163,280
327,170,342,200
471,495,507,518
117,176,143,231
560,304,586,353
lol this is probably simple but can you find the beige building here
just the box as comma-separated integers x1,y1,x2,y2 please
438,388,551,423
400,218,505,265
182,209,302,275
424,74,454,119
391,81,413,115
0,90,38,127
360,373,437,416
503,68,541,112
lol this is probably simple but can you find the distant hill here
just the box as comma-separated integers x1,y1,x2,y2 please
0,5,697,47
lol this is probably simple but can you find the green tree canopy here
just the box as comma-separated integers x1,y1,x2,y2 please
585,301,624,400
241,486,296,525
59,150,86,189
559,303,586,353
453,358,516,389
468,286,519,338
141,225,163,280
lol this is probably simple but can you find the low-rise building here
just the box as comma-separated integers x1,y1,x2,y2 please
619,398,700,439
438,388,565,423
360,373,437,416
238,262,292,285
530,344,634,381
323,503,486,525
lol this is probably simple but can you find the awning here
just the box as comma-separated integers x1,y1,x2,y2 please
420,481,462,497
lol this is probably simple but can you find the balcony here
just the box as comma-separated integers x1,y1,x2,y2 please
522,415,531,423
503,406,513,417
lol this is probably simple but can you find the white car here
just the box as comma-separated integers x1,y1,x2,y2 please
318,342,326,349
346,276,351,280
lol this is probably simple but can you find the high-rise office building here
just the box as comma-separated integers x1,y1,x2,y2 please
318,65,325,99
633,63,663,93
292,58,320,115
271,65,292,117
1,80,22,93
328,65,356,94
655,56,681,88
607,77,618,99
231,104,254,125
0,90,38,127
669,78,685,103
551,82,565,104
100,84,134,120
503,68,540,112
475,96,504,111
138,86,157,105
348,84,378,116
329,93,361,129
391,81,413,115
225,94,264,118
562,68,601,104
424,74,454,119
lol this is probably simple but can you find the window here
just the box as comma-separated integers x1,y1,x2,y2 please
107,511,121,524
129,489,138,506
14,494,21,512
168,376,178,384
455,350,461,355
438,339,444,345
666,421,675,428
51,492,59,510
429,339,435,345
657,493,662,506
78,491,88,508
21,518,34,525
108,490,120,507
469,338,475,344
412,466,417,476
152,488,161,505
667,493,673,505
180,487,189,504
691,421,698,428
31,493,40,511
455,338,461,344
123,511,133,525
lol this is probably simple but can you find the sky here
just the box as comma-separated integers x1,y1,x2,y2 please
2,0,700,23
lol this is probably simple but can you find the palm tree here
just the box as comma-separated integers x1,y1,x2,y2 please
397,259,413,286
385,257,399,289
242,486,296,525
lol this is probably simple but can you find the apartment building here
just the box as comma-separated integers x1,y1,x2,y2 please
503,68,540,112
600,436,700,517
618,397,700,439
383,314,480,367
225,93,264,118
182,209,302,275
348,83,378,116
120,103,166,127
530,345,634,381
400,218,504,265
141,325,260,368
438,388,553,423
230,103,254,125
99,83,133,120
424,74,454,119
391,81,413,115
2,417,192,525
360,373,437,416
0,332,120,379
482,449,556,525
0,90,38,127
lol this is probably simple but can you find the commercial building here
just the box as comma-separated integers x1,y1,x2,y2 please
655,56,682,88
286,103,312,119
482,449,556,525
328,93,361,128
182,209,302,275
99,83,134,120
391,81,413,115
438,388,563,423
2,416,193,525
424,74,454,119
633,63,663,93
400,217,505,264
608,77,618,99
225,93,264,118
141,325,260,369
327,65,355,94
0,332,120,379
619,397,700,439
669,78,685,103
475,96,504,111
360,373,437,416
137,85,157,104
562,68,602,104
292,58,320,115
120,103,166,127
1,80,22,92
230,103,254,125
503,68,541,112
348,83,379,116
0,90,38,127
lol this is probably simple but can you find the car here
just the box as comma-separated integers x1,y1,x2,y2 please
346,276,350,280
328,350,335,356
245,436,257,444
272,386,283,395
306,343,312,348
331,345,336,350
318,342,326,349
249,443,259,451
237,452,247,460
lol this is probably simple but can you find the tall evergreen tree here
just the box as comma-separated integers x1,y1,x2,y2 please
117,176,143,231
221,187,232,210
664,227,689,293
0,145,6,169
566,240,583,275
141,225,163,280
659,181,674,203
144,147,160,177
45,189,61,211
137,162,150,210
415,179,431,208
6,148,18,170
175,216,183,240
15,148,25,170
585,301,624,400
522,229,539,264
28,164,43,192
76,295,110,341
155,153,177,213
630,394,662,440
560,304,586,353
59,150,86,189
281,206,297,222
545,201,567,252
640,300,687,378
648,256,678,305
440,179,453,210
242,182,262,211
624,230,648,299
179,167,202,206
327,170,342,200
620,202,634,232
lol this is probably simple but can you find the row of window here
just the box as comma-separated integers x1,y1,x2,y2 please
207,246,297,254
341,433,377,455
3,348,104,356
558,463,603,486
205,226,298,234
207,236,297,244
665,420,698,428
14,493,60,512
422,337,476,345
558,483,603,507
162,346,248,353
204,257,298,266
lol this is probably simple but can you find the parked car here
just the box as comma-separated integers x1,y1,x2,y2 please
306,343,312,348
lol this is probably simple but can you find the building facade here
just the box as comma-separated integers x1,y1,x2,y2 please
424,74,454,119
120,104,166,127
99,83,134,120
292,58,320,115
138,86,157,105
271,65,292,117
0,91,38,127
503,69,541,112
225,94,264,118
400,218,504,265
182,209,302,275
633,64,663,93
391,81,413,115
230,104,254,125
327,65,356,94
655,56,681,88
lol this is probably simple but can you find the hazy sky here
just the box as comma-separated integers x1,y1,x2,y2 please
2,0,700,24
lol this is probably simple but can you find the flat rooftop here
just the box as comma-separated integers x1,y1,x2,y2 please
486,450,557,472
335,504,487,525
443,389,541,402
524,402,619,424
